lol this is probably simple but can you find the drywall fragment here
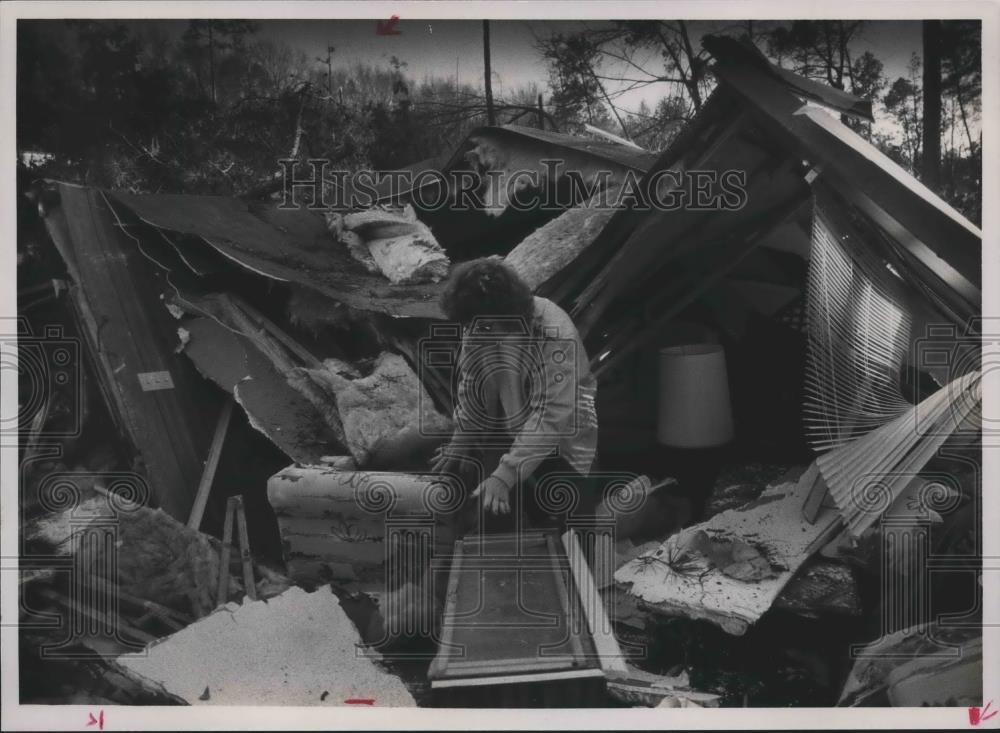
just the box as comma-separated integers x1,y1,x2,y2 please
615,466,842,635
116,585,416,706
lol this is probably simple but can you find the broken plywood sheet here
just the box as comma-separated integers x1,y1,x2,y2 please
505,189,621,291
615,469,842,635
116,585,415,706
293,352,451,466
181,316,341,464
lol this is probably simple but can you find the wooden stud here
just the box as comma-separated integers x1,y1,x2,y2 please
216,497,236,607
187,398,234,530
235,496,257,601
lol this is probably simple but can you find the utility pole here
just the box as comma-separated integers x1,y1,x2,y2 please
537,94,545,130
922,20,942,190
318,45,335,97
483,20,496,125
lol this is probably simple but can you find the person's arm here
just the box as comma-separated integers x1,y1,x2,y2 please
489,336,579,492
431,336,486,473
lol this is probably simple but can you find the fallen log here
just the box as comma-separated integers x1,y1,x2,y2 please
505,186,621,291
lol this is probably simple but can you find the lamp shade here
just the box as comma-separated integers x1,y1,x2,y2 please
657,343,735,448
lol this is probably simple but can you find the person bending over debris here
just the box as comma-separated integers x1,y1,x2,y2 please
374,258,599,652
431,257,599,538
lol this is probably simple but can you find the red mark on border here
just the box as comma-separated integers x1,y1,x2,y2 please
970,701,997,726
86,710,105,730
376,15,402,36
345,698,375,705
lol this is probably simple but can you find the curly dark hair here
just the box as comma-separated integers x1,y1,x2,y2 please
440,258,534,324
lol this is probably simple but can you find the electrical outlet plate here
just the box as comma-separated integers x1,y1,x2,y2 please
137,370,175,392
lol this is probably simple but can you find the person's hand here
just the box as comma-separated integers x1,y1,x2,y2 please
471,475,512,515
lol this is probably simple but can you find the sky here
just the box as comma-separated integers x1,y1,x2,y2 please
263,19,924,116
129,18,926,122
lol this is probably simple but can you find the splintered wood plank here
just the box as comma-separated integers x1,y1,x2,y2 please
234,496,256,601
615,466,842,635
51,184,212,519
216,497,235,607
187,399,234,530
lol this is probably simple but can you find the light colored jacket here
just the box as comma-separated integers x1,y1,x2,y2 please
451,296,598,489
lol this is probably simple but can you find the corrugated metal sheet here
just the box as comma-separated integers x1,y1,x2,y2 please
107,191,445,318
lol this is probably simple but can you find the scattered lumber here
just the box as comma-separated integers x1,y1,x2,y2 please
115,586,416,706
614,465,842,635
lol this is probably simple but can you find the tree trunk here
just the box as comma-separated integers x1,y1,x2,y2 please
956,86,975,152
676,21,703,111
208,23,216,104
483,20,496,125
922,20,942,189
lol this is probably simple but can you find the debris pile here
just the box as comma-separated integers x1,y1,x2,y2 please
18,34,983,708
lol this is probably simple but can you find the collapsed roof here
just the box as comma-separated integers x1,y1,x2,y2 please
37,37,982,520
